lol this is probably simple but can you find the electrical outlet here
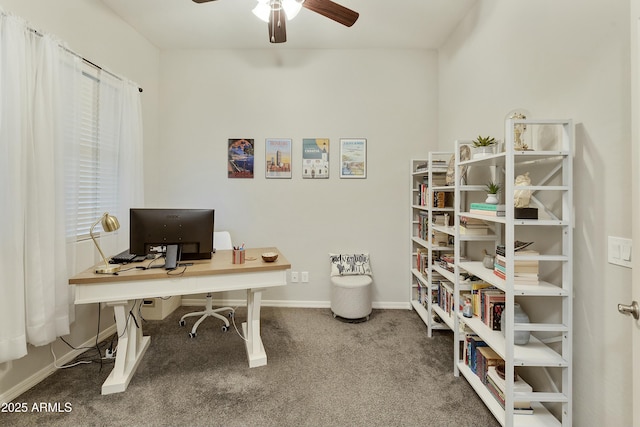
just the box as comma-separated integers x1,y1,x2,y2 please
291,271,299,283
301,271,309,283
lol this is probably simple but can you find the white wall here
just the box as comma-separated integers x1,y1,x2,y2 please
153,48,438,306
0,0,160,402
632,2,640,427
438,1,632,425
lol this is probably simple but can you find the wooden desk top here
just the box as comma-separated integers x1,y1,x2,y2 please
69,247,291,285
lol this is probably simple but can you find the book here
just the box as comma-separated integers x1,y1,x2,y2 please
475,347,503,384
460,216,488,227
490,302,505,330
469,209,505,217
459,225,489,235
494,255,539,270
464,334,488,373
470,203,506,211
493,269,539,284
485,376,534,414
494,262,539,275
470,283,494,317
486,366,534,412
482,291,505,326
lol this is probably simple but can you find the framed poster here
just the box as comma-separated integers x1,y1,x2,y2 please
340,138,367,179
265,138,292,178
228,139,254,178
302,138,329,179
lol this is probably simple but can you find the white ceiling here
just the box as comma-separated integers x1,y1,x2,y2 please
99,0,476,50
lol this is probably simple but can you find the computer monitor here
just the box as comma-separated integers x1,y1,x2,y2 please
129,208,215,263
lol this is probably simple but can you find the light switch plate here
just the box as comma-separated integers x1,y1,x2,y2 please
608,236,632,268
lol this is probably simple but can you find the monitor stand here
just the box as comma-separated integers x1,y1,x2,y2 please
164,244,180,270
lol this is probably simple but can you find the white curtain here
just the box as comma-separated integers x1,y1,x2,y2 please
94,71,145,248
0,9,143,363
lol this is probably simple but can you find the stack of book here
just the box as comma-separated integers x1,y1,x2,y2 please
475,347,503,385
433,191,447,208
417,211,429,241
463,333,488,374
494,250,540,285
437,280,456,316
460,216,490,235
470,282,494,317
479,288,505,330
485,366,534,415
469,202,505,217
438,254,455,273
415,248,428,276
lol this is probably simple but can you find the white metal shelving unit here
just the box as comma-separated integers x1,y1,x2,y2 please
410,154,454,336
452,119,573,427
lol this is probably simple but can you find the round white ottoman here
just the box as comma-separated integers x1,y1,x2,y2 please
330,275,373,321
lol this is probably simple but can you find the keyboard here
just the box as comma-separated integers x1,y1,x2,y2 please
110,249,147,264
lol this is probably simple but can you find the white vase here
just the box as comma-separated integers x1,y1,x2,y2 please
501,303,531,345
472,145,495,159
485,193,499,204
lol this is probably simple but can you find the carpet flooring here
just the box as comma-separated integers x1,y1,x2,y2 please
4,306,500,427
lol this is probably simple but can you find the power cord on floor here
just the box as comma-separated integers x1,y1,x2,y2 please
230,306,247,341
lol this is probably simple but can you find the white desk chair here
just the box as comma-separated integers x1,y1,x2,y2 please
179,231,234,337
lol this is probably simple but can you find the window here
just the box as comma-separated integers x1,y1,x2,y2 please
70,65,120,240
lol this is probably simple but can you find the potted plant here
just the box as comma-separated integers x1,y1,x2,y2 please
472,135,497,158
485,180,501,204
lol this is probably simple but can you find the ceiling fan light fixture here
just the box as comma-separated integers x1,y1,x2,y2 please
252,0,271,22
253,0,302,23
281,0,302,20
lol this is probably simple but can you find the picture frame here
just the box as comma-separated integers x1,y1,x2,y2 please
228,138,254,178
302,138,329,179
340,138,367,179
265,138,292,179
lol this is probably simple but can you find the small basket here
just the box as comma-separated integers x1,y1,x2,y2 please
261,252,278,262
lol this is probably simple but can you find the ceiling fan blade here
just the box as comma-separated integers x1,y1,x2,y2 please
302,0,359,27
192,0,217,3
268,8,287,43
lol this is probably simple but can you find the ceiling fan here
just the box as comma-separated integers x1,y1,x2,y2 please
192,0,359,44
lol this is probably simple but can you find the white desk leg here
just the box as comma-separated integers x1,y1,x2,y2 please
101,300,151,395
242,288,267,367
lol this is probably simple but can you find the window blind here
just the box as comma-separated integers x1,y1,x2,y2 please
71,66,119,240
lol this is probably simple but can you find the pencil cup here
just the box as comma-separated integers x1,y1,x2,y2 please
232,249,245,264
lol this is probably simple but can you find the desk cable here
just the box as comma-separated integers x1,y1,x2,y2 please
50,303,116,369
230,306,248,342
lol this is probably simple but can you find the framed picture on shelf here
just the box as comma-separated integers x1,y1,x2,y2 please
265,138,292,179
302,138,329,179
228,138,254,179
340,138,367,179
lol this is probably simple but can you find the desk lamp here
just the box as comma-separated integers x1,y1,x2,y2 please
90,212,121,274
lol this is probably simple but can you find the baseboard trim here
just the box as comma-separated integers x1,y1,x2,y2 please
0,324,117,405
180,298,411,310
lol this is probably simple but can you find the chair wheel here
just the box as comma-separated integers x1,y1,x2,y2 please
221,325,229,332
179,320,186,327
189,332,197,338
228,311,234,318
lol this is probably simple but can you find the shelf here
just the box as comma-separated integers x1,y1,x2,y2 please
410,155,455,338
459,212,570,227
450,120,573,427
459,314,568,367
458,261,568,296
457,363,561,427
432,304,455,330
459,150,570,169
